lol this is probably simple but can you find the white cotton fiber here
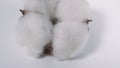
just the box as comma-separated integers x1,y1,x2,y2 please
16,0,91,60
55,0,89,21
24,0,47,14
53,21,89,60
16,12,53,58
53,0,90,60
45,0,59,17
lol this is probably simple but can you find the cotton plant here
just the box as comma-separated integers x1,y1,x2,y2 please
16,0,92,60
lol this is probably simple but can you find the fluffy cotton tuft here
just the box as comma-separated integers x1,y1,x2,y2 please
53,21,89,60
16,12,53,58
24,0,47,14
52,0,90,60
55,0,89,21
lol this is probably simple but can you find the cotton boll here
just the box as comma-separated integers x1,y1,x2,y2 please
16,12,53,58
53,21,89,60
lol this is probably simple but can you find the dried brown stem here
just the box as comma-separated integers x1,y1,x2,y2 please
20,9,28,15
84,19,92,24
43,42,53,56
50,18,58,25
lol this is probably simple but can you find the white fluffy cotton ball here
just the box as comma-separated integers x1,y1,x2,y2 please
16,0,91,60
52,0,90,60
16,12,53,58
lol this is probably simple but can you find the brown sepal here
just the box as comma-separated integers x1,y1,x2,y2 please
84,19,92,24
20,9,28,15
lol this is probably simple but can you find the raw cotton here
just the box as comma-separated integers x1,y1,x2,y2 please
16,0,91,60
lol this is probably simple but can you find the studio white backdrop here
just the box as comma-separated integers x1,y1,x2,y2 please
0,0,120,68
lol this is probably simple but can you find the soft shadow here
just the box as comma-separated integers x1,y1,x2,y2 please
77,9,105,59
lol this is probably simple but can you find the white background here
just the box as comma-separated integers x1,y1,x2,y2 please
0,0,120,68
